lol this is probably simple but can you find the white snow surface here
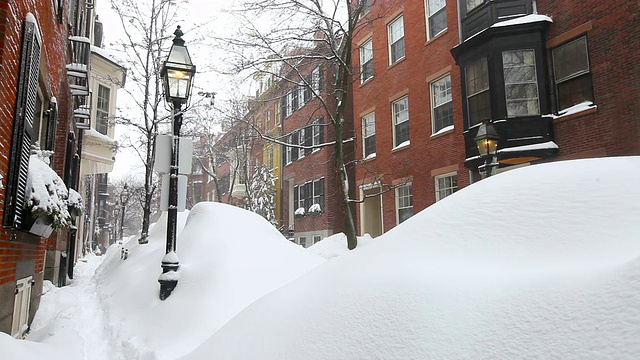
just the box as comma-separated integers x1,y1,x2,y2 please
2,157,639,360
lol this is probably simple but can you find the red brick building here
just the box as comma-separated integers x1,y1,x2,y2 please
352,0,639,236
0,0,101,337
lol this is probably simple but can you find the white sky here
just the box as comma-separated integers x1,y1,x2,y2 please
2,156,639,359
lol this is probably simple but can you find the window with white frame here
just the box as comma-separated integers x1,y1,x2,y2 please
275,102,281,125
96,84,110,135
312,66,322,94
299,236,307,247
298,130,306,158
313,235,322,244
285,134,293,164
388,15,405,64
397,183,413,224
466,58,491,126
267,147,274,170
312,178,324,212
298,83,306,108
362,112,376,158
360,38,374,82
312,118,323,150
503,49,540,117
435,172,458,201
266,110,271,129
426,0,447,39
392,96,410,147
552,36,593,111
431,74,453,133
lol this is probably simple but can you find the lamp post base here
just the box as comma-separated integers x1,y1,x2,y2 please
158,259,180,300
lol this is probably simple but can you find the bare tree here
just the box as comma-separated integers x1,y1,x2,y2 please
109,0,185,243
216,0,392,249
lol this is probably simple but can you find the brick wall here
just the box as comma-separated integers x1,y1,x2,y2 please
540,0,640,158
352,0,468,233
0,0,71,290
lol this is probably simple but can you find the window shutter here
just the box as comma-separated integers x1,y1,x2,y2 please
45,100,58,151
318,65,324,93
319,117,325,144
4,15,42,228
63,131,76,186
293,185,299,211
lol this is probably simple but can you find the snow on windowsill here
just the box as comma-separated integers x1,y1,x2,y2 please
431,125,454,138
549,101,598,122
492,14,553,28
392,141,410,152
498,141,559,153
363,153,377,161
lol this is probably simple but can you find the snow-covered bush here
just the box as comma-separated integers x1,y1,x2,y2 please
24,152,71,229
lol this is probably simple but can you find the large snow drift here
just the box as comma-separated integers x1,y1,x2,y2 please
96,203,326,359
181,157,640,360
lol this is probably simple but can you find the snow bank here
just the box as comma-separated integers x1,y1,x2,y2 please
181,157,640,360
307,232,375,260
96,203,325,359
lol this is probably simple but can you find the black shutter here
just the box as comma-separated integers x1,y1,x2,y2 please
45,100,58,151
4,16,41,228
291,132,299,161
318,65,324,93
63,131,76,186
293,185,299,211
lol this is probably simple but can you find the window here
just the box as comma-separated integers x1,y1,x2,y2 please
96,84,110,134
266,110,271,130
552,36,593,111
435,172,458,201
293,178,324,215
299,236,307,247
426,0,447,39
312,118,323,150
466,58,491,126
313,235,322,244
388,15,405,64
431,74,453,133
392,96,410,147
360,38,374,82
361,0,371,15
267,147,274,170
298,83,306,108
466,0,484,12
285,134,293,164
275,103,281,125
397,183,413,224
313,178,324,211
503,50,540,117
362,112,376,158
298,130,306,158
311,66,322,94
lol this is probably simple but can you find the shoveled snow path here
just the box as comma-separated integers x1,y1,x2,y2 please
28,254,125,360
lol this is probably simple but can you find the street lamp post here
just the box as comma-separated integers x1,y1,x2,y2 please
119,184,128,242
158,26,196,300
474,122,500,178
